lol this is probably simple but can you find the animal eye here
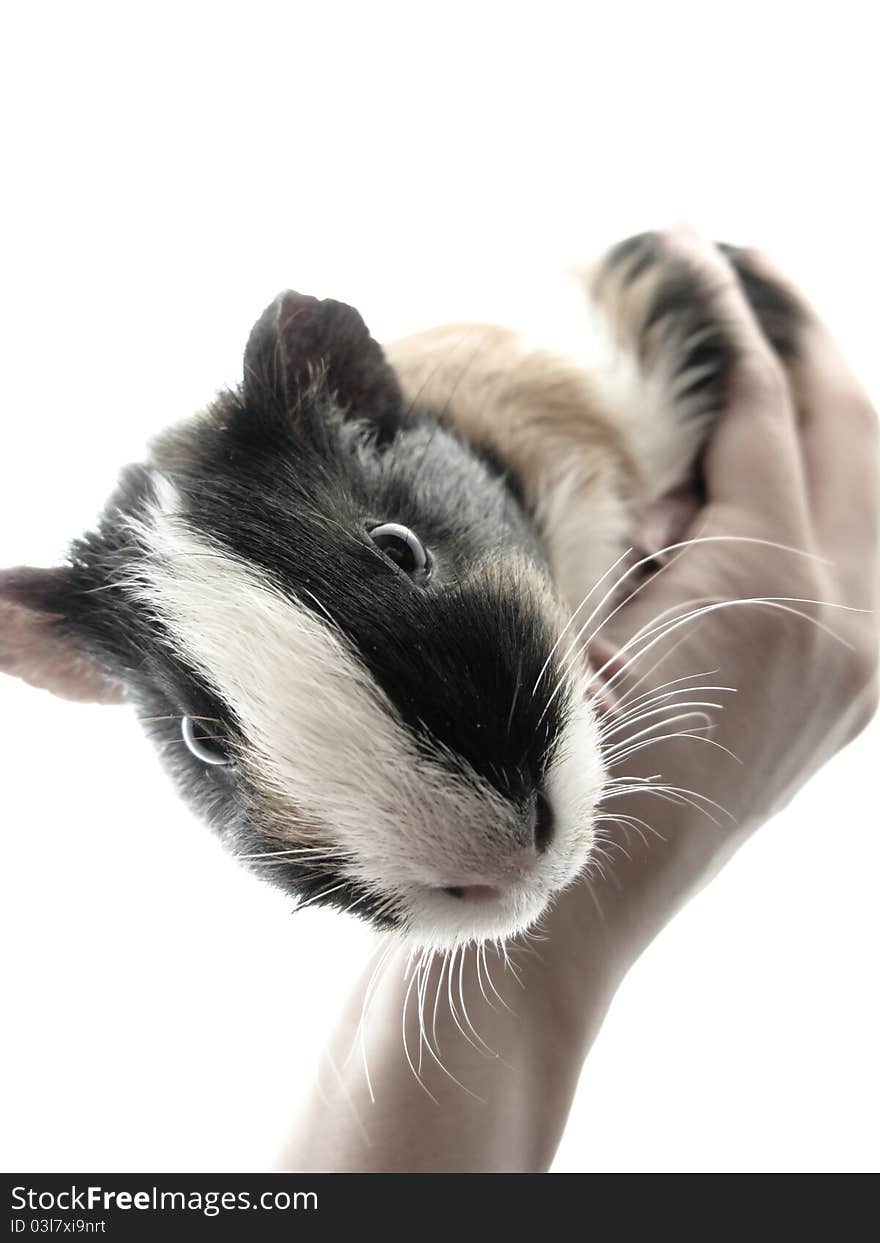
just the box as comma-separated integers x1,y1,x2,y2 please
368,522,431,582
181,716,231,766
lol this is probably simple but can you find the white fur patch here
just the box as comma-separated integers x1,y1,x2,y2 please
129,478,604,947
532,456,630,619
518,268,710,501
570,302,710,500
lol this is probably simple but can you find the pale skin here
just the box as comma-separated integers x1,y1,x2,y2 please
278,231,880,1173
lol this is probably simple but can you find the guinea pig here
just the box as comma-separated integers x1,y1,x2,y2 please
0,234,800,949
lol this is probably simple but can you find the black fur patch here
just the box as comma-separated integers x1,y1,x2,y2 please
19,258,805,929
38,315,566,929
719,244,802,360
600,232,804,425
163,387,564,801
243,291,404,438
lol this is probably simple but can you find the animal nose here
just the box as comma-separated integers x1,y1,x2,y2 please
528,790,555,854
436,792,556,904
443,884,500,901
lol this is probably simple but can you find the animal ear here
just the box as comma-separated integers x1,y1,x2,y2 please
242,291,403,421
0,567,125,704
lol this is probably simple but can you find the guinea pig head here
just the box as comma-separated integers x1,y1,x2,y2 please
0,292,605,948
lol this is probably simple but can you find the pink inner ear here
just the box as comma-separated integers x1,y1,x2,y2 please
0,598,125,705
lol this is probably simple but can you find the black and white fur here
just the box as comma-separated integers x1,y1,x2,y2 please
0,234,801,949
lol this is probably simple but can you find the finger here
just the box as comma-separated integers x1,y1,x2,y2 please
796,329,879,577
659,227,809,537
743,249,880,580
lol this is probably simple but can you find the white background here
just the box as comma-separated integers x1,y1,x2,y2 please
1,2,877,1173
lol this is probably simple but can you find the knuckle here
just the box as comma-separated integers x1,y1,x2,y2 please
828,618,880,701
825,382,880,440
844,673,879,744
852,396,880,442
807,617,879,744
861,674,880,727
850,626,880,685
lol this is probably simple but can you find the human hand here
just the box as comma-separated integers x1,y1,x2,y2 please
280,235,879,1172
577,229,880,958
